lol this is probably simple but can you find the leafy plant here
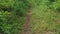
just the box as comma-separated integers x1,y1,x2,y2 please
0,0,30,34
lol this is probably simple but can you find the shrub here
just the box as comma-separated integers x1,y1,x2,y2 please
0,0,30,34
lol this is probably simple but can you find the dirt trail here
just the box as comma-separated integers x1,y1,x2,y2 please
23,11,32,34
18,10,32,34
23,2,32,34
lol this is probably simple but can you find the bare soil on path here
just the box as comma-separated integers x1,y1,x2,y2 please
23,10,32,34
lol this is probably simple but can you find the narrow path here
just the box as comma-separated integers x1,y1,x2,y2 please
23,2,32,34
23,11,32,34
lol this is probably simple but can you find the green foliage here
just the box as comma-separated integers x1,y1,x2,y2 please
0,0,30,34
30,0,60,34
13,0,30,16
1,0,60,34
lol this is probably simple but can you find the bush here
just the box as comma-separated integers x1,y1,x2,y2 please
0,0,30,34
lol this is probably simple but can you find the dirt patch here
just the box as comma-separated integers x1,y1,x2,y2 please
23,10,32,34
23,1,32,34
45,31,55,34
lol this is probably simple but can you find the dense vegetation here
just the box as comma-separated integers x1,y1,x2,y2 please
0,0,30,34
0,0,60,34
30,0,60,34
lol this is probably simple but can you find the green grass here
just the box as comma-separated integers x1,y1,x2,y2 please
0,0,60,34
29,0,60,34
